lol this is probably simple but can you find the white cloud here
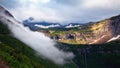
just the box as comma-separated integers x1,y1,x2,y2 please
0,6,74,64
35,24,60,28
29,0,50,3
66,24,80,28
1,0,120,24
82,0,120,9
19,0,51,4
10,5,64,23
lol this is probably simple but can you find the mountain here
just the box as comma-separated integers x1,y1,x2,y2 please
1,20,120,68
31,15,120,44
0,6,77,68
23,18,83,30
0,5,120,68
23,21,61,30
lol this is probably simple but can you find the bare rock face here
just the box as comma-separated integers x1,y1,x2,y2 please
41,15,120,44
84,17,120,44
110,16,120,36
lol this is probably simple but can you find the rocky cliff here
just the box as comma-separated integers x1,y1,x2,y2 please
38,15,120,44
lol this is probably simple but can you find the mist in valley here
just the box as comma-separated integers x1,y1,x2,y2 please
0,7,74,64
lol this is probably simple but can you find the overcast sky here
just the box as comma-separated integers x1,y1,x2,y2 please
0,0,120,24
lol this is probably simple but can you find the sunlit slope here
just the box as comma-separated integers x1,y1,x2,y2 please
39,15,120,44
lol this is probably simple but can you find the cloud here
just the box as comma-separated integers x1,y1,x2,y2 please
0,0,18,8
10,5,63,23
34,24,60,28
54,0,82,6
1,0,120,24
66,24,80,28
82,0,120,9
0,6,74,64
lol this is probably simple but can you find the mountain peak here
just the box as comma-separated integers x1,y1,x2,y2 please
0,5,13,18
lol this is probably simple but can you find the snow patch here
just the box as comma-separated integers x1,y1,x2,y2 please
107,35,120,42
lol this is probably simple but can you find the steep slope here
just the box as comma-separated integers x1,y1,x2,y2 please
88,16,120,44
0,21,77,68
1,21,120,68
0,6,77,68
0,22,58,68
37,15,120,44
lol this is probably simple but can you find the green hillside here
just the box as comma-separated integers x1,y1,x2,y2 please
0,21,120,68
0,22,76,68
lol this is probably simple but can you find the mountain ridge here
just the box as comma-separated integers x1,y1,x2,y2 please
30,15,120,44
0,5,120,68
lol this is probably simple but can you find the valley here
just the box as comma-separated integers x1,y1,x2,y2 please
0,21,120,68
0,5,120,68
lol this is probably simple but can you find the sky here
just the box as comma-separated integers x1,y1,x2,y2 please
0,0,120,24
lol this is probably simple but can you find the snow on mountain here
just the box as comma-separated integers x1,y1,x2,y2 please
107,35,120,42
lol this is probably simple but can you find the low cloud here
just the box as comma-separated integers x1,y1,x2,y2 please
0,6,74,64
34,24,60,28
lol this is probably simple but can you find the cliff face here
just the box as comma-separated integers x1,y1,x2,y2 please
88,20,112,44
90,17,120,44
110,16,120,35
38,15,120,44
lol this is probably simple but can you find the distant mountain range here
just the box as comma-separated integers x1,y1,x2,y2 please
26,15,120,44
23,18,84,30
1,4,120,45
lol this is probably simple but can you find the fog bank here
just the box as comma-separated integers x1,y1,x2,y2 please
0,6,74,64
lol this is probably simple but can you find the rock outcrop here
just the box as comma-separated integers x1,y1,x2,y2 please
39,15,120,44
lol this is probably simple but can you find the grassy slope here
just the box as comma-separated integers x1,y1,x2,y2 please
42,17,114,44
40,26,92,44
0,22,76,68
